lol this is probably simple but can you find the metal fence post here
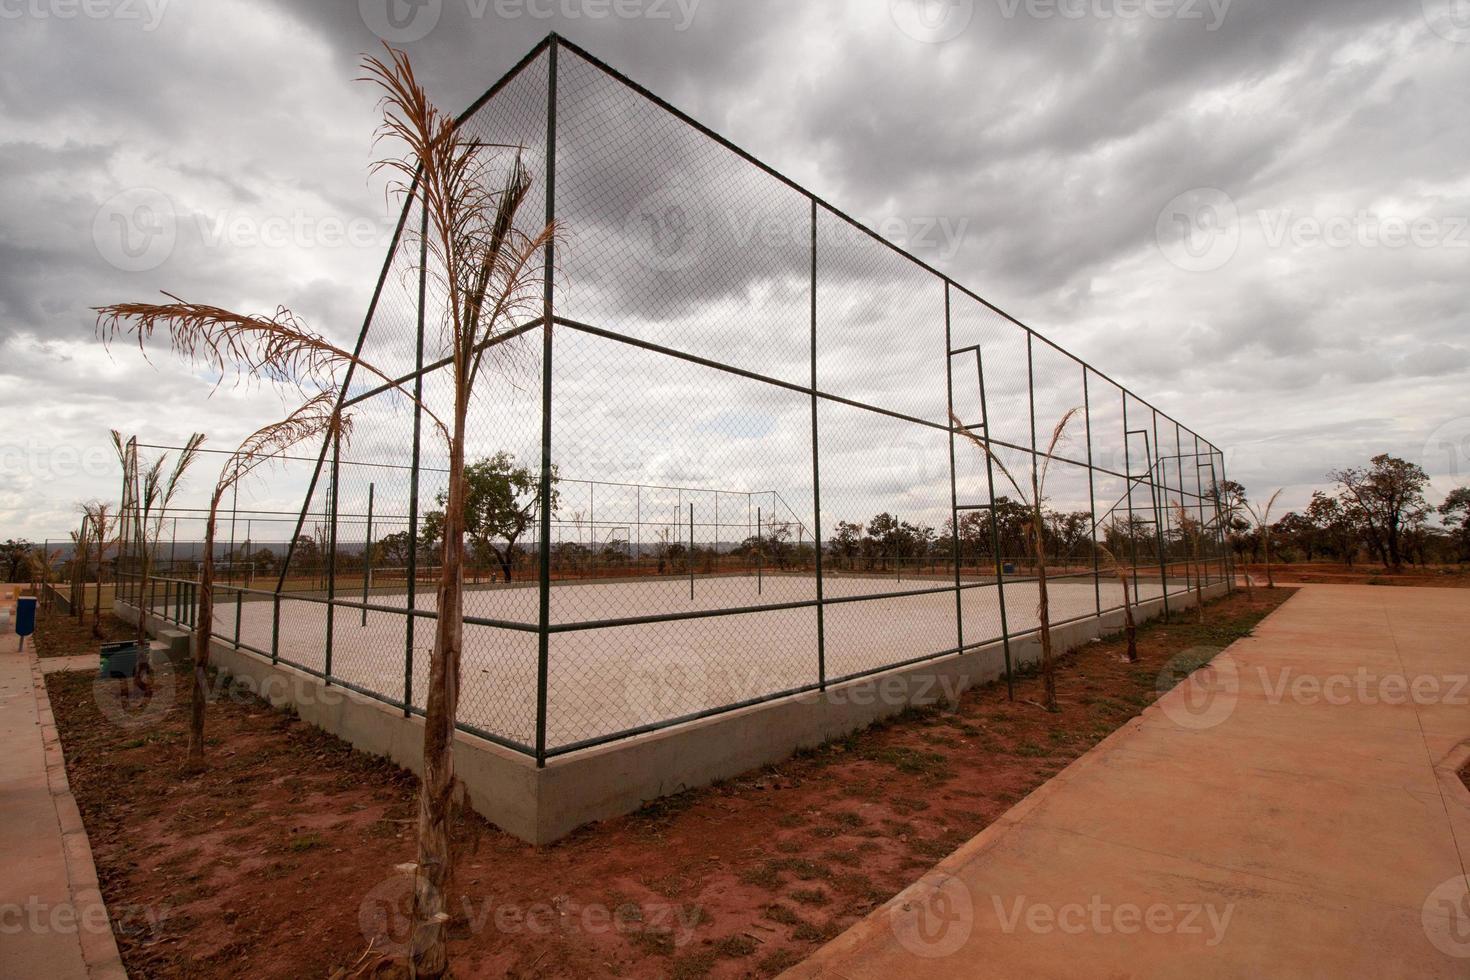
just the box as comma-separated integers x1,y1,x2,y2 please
362,482,374,627
534,37,559,768
810,197,826,688
973,349,1013,699
943,284,964,656
1083,367,1101,615
324,427,339,685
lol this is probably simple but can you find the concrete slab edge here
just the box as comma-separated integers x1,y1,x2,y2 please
29,654,129,980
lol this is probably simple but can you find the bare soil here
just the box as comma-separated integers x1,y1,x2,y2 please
1242,562,1470,588
44,587,1293,979
34,604,135,658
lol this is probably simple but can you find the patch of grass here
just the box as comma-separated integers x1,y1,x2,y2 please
868,745,950,780
285,833,325,853
790,887,830,906
763,903,799,926
890,796,930,815
669,949,717,979
629,928,676,957
1012,740,1049,758
792,919,840,942
759,949,802,973
770,857,830,881
714,935,756,957
739,863,782,890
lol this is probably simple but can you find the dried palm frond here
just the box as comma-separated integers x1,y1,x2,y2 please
217,390,349,501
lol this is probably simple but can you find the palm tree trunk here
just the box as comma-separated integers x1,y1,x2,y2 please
187,499,219,765
92,527,105,638
412,413,466,979
1122,585,1138,662
1033,505,1057,712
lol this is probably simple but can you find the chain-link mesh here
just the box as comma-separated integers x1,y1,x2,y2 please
113,36,1231,764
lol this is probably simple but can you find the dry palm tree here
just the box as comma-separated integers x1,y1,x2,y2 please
81,501,116,638
1240,489,1284,589
952,406,1082,712
96,44,551,978
113,431,204,677
184,395,347,765
361,46,554,977
69,516,89,623
1094,537,1137,662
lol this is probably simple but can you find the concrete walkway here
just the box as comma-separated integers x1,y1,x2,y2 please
788,585,1470,979
1,640,125,979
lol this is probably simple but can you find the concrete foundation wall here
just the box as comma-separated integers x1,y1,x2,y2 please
117,581,1227,844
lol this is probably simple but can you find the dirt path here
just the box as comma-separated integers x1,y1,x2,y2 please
788,584,1470,978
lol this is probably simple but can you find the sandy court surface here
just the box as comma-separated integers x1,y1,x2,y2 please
147,572,1197,751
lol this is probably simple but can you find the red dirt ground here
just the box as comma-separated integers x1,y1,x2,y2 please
44,587,1293,979
34,605,134,658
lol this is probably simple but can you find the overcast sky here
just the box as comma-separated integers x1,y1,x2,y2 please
2,0,1468,544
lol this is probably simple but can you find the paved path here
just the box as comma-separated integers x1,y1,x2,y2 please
1,639,125,979
788,585,1470,979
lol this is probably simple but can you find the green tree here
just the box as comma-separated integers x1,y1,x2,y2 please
1330,455,1429,570
0,539,33,582
425,452,557,583
1440,487,1470,562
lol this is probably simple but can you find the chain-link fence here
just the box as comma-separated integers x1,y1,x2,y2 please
116,33,1231,767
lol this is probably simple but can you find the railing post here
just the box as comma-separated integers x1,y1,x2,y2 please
271,592,280,665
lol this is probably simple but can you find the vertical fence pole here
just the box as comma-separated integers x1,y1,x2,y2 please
1150,413,1170,619
234,586,242,648
325,428,339,684
943,284,963,656
405,204,427,717
810,197,826,688
688,503,695,600
1083,367,1101,615
228,482,238,587
973,349,1012,699
362,482,375,627
757,506,763,595
1122,393,1140,605
271,591,280,665
534,38,559,768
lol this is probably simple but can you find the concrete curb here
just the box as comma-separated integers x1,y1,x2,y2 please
29,655,129,980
